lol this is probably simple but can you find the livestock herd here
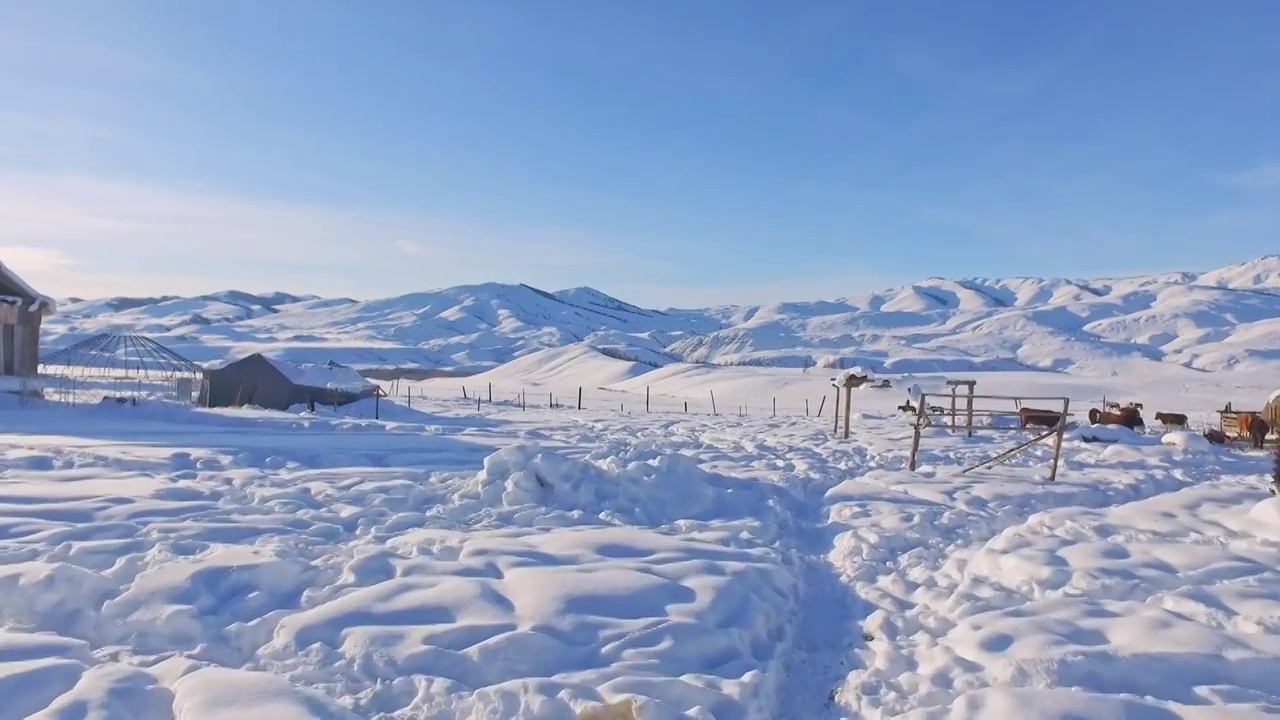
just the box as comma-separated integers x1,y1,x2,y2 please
900,396,1274,450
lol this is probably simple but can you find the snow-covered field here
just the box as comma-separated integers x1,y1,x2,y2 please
1,364,1278,719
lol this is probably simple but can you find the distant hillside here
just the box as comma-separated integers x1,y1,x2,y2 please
38,255,1280,374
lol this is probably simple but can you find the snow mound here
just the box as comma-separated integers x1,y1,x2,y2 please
453,444,773,530
467,344,659,389
1160,430,1212,450
1068,424,1158,444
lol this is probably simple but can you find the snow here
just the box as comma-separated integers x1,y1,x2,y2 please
38,255,1280,374
0,361,1277,718
264,357,378,393
0,260,56,315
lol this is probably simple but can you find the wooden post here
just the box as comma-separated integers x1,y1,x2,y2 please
966,388,975,438
406,390,411,409
772,397,776,417
375,392,381,420
646,386,650,413
842,384,853,440
477,395,481,412
710,390,717,415
620,402,624,413
488,383,493,402
462,386,468,400
805,398,809,416
521,390,526,411
950,386,957,432
817,396,825,417
908,394,927,470
577,387,583,410
684,401,688,413
1049,398,1069,482
549,391,553,408
832,389,840,434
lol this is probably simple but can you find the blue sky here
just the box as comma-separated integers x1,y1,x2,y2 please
2,1,1278,307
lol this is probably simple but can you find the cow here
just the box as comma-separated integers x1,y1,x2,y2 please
1204,428,1229,445
1088,406,1145,430
1019,407,1065,429
1154,412,1188,429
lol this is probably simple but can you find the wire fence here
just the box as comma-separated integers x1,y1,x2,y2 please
377,378,856,420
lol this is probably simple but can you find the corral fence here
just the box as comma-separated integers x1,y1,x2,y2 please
908,391,1072,481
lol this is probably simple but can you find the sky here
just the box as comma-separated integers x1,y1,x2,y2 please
2,0,1279,308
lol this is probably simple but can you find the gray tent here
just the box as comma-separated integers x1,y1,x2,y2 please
200,353,383,411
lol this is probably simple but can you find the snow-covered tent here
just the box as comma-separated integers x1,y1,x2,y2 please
0,259,56,378
200,353,382,411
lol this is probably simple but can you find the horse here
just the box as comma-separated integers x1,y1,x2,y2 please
1237,412,1271,450
1018,407,1065,429
1088,406,1145,430
1154,412,1188,429
897,402,916,414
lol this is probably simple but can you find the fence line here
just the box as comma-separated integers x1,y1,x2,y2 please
378,379,848,420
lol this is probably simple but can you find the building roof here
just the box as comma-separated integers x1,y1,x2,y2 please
0,259,56,315
262,356,377,393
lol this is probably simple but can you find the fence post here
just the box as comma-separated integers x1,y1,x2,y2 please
817,396,825,417
476,395,481,412
488,383,493,402
578,386,583,410
684,401,688,413
406,390,411,409
462,386,468,400
521,390,526,411
773,397,777,417
832,389,840,434
549,391,553,408
646,386,650,413
710,390,717,415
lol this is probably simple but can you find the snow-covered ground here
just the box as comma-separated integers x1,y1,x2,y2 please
1,364,1278,719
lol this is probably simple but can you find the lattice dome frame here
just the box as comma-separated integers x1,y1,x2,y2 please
38,333,208,405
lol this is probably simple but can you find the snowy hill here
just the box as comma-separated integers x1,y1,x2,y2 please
38,256,1280,373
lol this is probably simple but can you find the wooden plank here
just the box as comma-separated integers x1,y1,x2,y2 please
961,427,1058,475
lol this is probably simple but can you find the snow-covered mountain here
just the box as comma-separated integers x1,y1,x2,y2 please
39,256,1280,373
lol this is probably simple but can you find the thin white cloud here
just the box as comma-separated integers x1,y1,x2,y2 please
0,171,670,300
609,272,911,309
1220,162,1280,192
0,245,75,273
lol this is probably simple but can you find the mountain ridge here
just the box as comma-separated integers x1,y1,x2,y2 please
38,255,1280,374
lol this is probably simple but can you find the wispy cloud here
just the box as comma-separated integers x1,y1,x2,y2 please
1220,161,1280,192
0,171,670,300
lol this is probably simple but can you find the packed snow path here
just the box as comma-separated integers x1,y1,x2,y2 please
0,399,1277,718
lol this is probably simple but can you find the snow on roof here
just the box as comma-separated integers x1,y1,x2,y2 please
0,259,56,315
1268,387,1280,405
265,357,376,392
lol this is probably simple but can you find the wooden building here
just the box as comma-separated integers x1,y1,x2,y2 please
0,260,56,377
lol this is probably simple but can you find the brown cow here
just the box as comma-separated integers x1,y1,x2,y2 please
1237,412,1271,450
1204,428,1229,445
1019,407,1064,429
1154,412,1188,429
1088,406,1145,430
